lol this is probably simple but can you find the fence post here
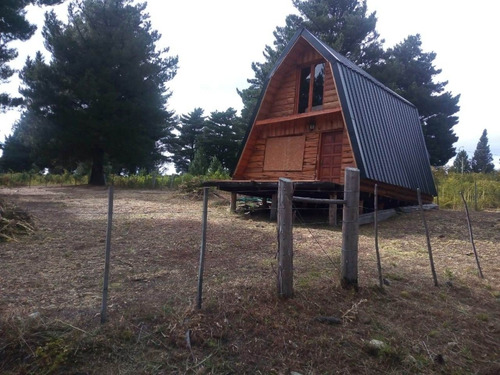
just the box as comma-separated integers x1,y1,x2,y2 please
101,185,114,323
329,193,338,226
277,178,294,298
196,187,210,309
417,188,439,286
341,168,360,289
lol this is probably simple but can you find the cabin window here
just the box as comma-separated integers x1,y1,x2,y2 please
298,62,325,113
263,135,305,171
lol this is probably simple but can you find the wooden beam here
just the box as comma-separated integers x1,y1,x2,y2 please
254,108,341,126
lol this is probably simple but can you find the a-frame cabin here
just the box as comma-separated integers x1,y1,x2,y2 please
213,28,437,209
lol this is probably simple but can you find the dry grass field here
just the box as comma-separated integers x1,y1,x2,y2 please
0,186,499,374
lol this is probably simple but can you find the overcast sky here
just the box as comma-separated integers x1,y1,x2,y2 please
1,0,498,166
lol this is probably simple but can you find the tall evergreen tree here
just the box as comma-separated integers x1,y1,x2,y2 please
471,129,494,173
451,149,471,174
367,35,460,166
15,0,178,184
200,108,246,173
1,0,64,109
169,108,207,173
238,0,382,124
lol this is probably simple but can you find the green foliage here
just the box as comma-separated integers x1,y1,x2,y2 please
16,0,178,185
367,35,460,166
471,129,495,173
451,149,472,174
433,169,500,210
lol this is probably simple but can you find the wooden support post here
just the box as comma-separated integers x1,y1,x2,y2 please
230,192,237,213
460,191,484,278
277,178,294,298
341,168,360,289
417,188,439,286
270,193,278,221
329,193,338,226
101,186,114,324
197,187,209,309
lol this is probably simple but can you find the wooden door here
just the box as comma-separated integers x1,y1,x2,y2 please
319,130,343,182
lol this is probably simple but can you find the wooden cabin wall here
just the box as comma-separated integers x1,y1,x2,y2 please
237,113,356,183
257,42,341,120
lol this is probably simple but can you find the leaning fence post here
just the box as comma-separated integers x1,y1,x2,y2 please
101,185,114,324
417,188,439,286
196,187,210,309
277,178,294,298
374,184,384,289
341,168,360,289
460,191,484,278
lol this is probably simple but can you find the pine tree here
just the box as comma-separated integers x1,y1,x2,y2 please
15,0,178,184
451,149,471,174
169,108,207,173
367,35,460,166
471,129,494,173
0,0,63,108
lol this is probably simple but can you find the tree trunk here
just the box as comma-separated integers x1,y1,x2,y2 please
89,148,106,186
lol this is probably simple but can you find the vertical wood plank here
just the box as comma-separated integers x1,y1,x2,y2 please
341,168,360,289
277,178,294,298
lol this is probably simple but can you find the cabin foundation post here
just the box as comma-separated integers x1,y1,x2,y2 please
277,178,294,298
341,168,360,290
270,193,278,221
329,193,338,226
229,192,237,213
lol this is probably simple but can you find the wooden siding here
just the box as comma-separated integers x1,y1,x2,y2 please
235,112,355,182
256,38,341,121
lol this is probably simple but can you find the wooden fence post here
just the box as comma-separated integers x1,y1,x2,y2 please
341,168,360,289
417,188,439,286
460,191,484,278
101,185,114,324
196,187,210,309
277,178,294,298
374,184,383,289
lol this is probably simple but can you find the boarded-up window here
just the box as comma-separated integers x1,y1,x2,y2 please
263,135,305,171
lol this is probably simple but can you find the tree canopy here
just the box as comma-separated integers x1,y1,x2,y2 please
471,129,494,173
0,0,64,109
5,0,178,184
451,149,471,174
239,0,460,166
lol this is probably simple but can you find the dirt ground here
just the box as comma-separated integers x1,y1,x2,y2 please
0,186,499,374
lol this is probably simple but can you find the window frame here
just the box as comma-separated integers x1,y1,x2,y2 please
296,60,326,114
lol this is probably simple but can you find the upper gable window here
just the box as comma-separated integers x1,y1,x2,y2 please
298,62,325,113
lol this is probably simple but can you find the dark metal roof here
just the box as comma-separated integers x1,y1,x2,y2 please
239,28,437,197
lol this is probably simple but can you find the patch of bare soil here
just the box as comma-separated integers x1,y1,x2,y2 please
0,186,498,374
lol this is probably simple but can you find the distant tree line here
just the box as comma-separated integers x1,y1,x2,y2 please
0,0,487,185
450,129,495,174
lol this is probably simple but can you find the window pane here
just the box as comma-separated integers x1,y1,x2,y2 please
298,66,311,113
312,63,325,109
